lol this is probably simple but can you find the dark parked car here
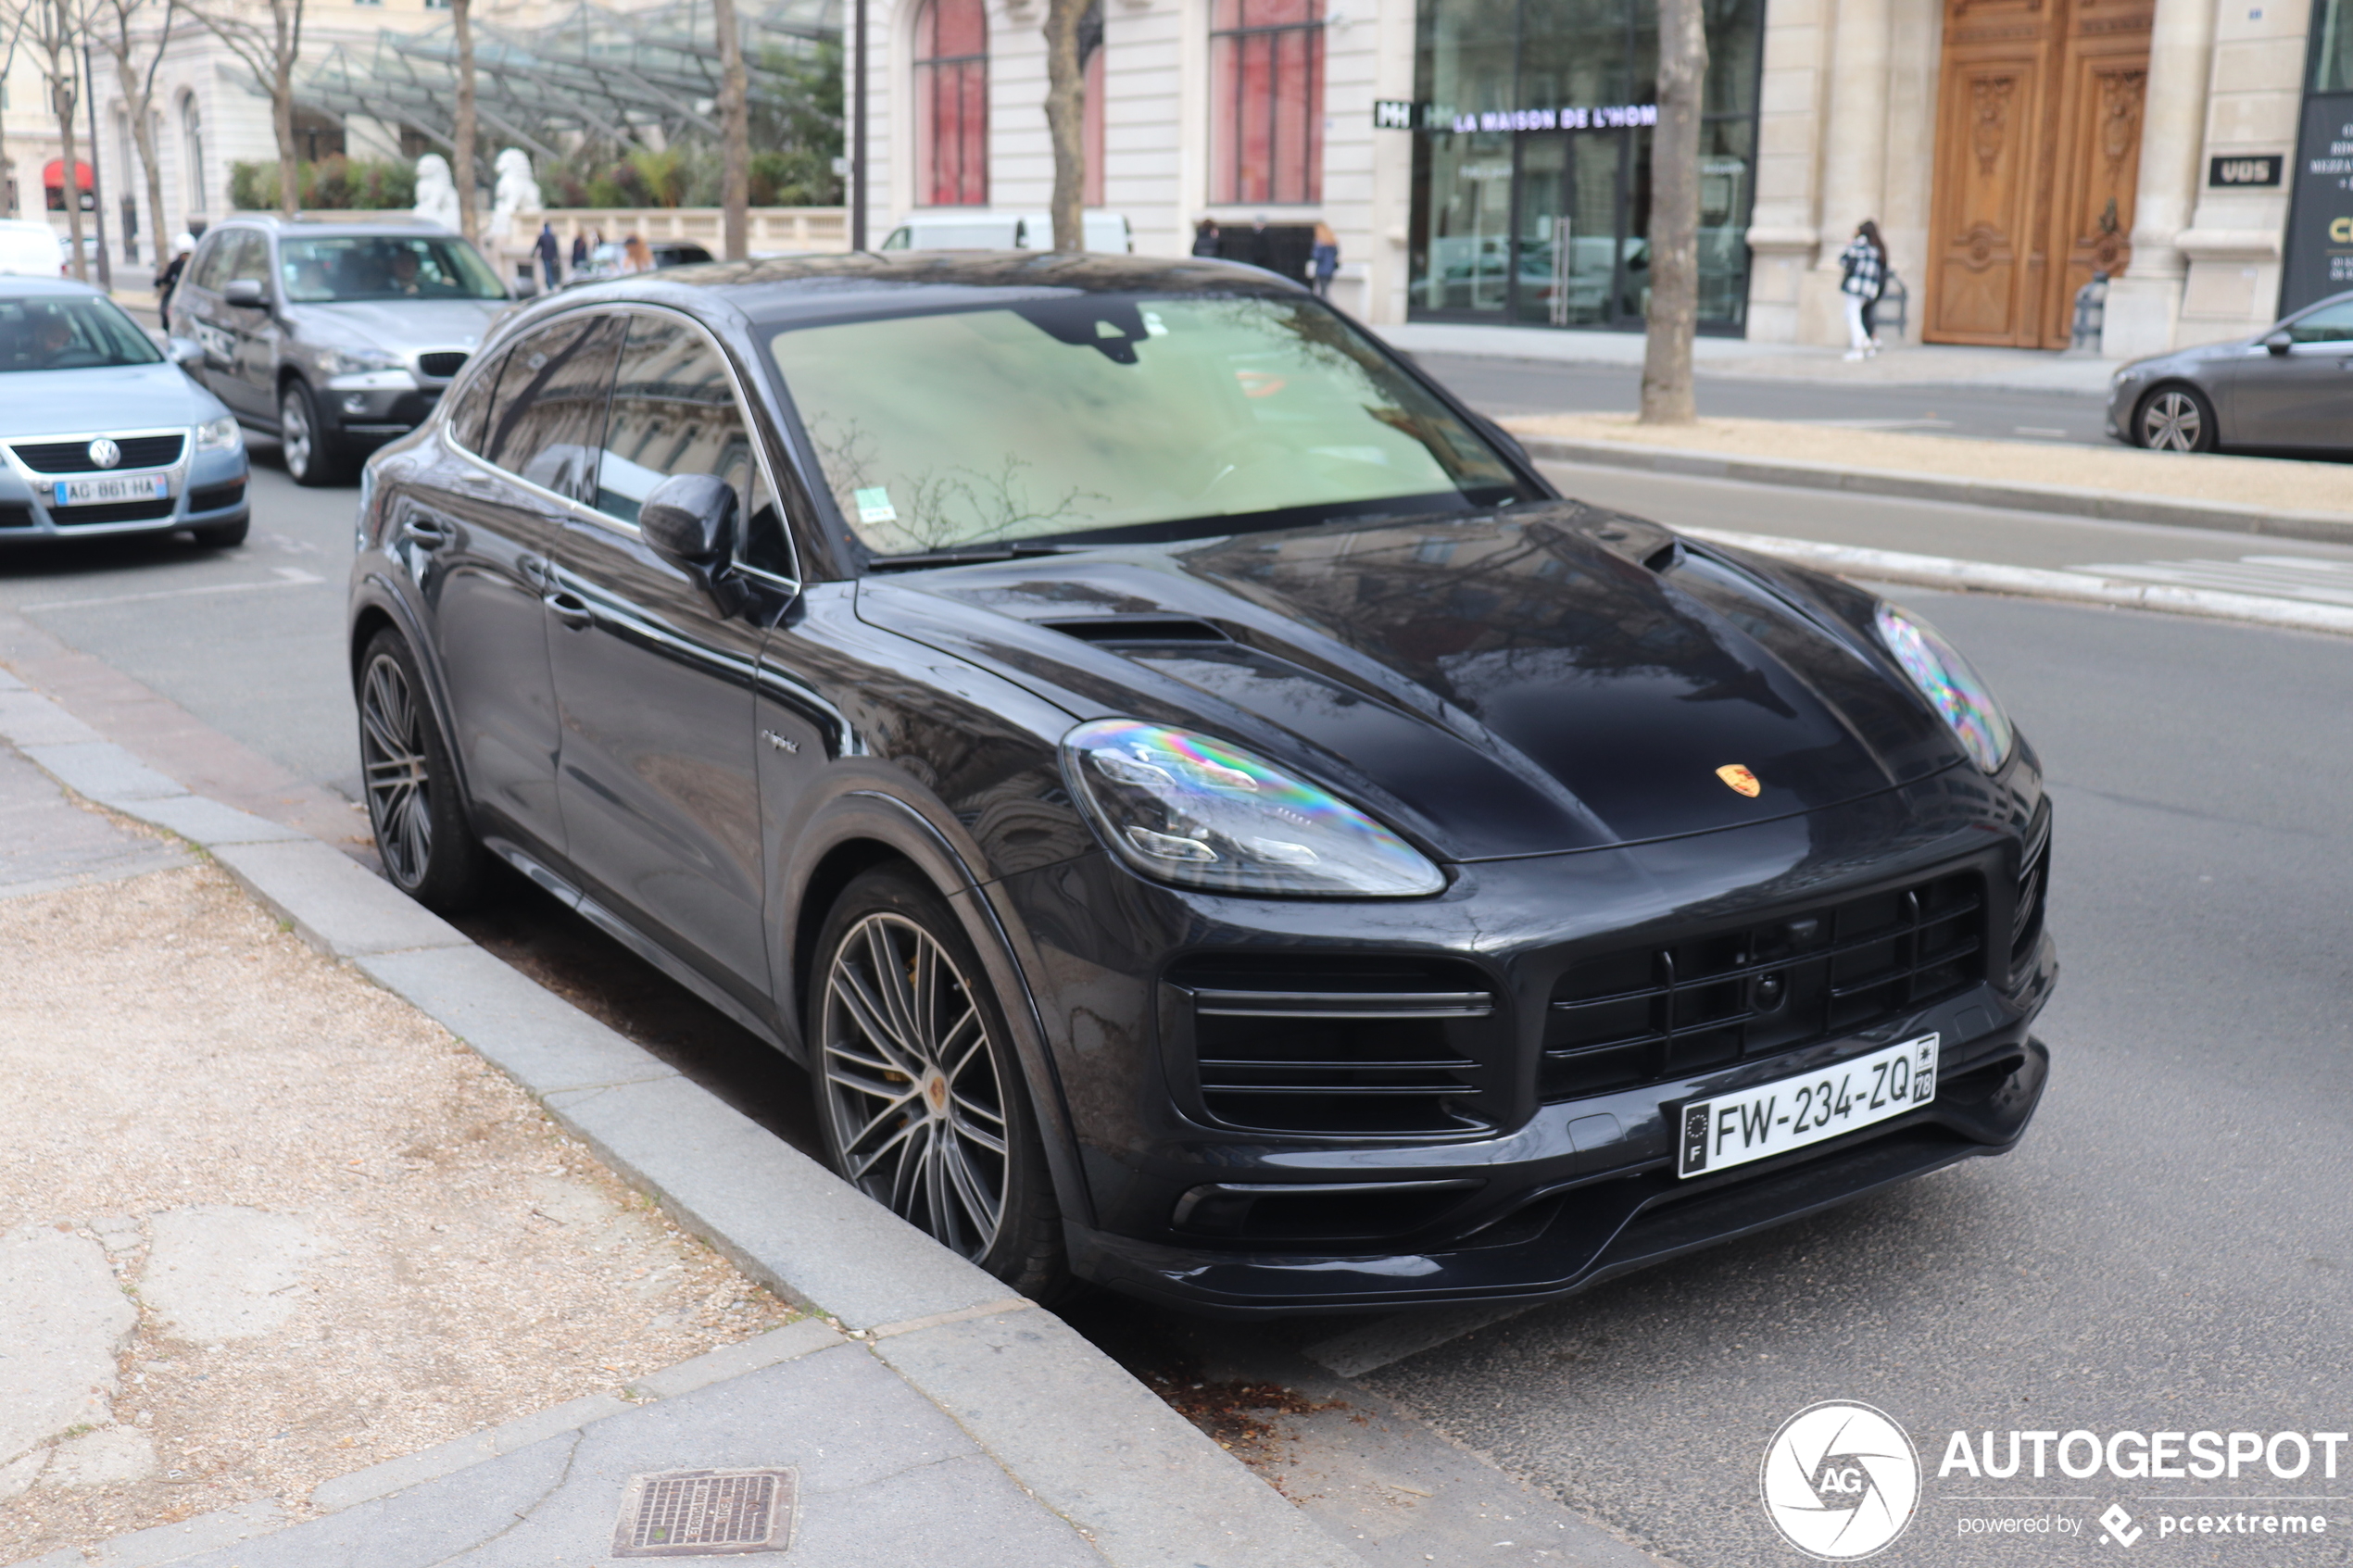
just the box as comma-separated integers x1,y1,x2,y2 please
170,215,509,486
348,254,2055,1314
2108,289,2353,453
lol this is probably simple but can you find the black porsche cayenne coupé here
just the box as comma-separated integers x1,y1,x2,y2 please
348,253,2055,1314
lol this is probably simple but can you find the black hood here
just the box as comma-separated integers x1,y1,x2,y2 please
856,505,1964,860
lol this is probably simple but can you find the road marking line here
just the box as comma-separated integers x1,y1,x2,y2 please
2012,426,2070,437
2074,556,2353,608
1684,528,2353,637
21,567,324,613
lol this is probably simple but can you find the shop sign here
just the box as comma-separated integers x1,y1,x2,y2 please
2281,94,2353,315
2208,154,2283,187
1446,104,1659,132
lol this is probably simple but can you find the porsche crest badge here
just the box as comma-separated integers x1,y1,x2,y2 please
1716,764,1762,797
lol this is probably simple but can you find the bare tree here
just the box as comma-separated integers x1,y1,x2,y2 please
1040,0,1084,251
16,0,91,278
713,0,748,259
1638,0,1707,424
190,0,304,219
0,6,28,217
450,0,474,241
91,0,177,268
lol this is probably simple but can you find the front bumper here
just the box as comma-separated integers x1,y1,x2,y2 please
317,381,444,445
0,442,250,542
991,759,2057,1314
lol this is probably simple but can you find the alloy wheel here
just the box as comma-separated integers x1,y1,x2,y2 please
280,387,314,480
2140,390,2204,452
819,911,1011,1259
359,651,433,887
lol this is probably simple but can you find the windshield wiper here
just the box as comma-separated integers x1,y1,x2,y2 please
864,542,1093,571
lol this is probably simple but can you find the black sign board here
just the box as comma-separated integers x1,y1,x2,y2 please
2281,93,2353,316
2209,154,2284,187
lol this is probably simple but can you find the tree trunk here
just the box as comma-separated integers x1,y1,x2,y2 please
272,59,298,217
55,75,87,282
713,0,748,259
1040,0,1085,252
1638,0,1706,425
452,0,476,243
128,87,166,272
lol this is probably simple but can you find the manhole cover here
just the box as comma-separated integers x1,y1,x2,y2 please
612,1468,799,1557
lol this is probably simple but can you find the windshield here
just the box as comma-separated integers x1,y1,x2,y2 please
0,294,163,372
767,294,1529,556
278,234,506,303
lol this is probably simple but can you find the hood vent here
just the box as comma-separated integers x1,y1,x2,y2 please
1038,615,1230,646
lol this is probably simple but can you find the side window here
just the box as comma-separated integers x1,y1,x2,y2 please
482,314,625,503
2288,300,2353,344
187,232,227,291
443,344,509,455
220,232,265,285
598,312,792,576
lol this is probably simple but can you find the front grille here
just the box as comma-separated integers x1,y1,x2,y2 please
417,351,470,379
1542,870,1987,1101
187,480,245,513
12,434,185,473
0,503,32,529
49,496,178,525
1170,954,1502,1135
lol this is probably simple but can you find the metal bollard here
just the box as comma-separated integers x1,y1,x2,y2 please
2068,271,2110,355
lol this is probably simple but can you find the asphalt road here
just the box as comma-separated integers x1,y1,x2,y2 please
4,439,2349,1565
1416,352,2119,446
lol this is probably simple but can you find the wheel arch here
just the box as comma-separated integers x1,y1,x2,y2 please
781,795,1096,1231
348,579,477,822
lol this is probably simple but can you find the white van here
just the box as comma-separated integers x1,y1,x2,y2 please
0,220,65,278
878,211,1133,254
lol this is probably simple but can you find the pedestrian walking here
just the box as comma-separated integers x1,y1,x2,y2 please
1191,218,1221,257
570,231,589,273
1310,221,1339,296
1838,220,1886,361
535,220,561,289
623,233,652,274
155,233,194,322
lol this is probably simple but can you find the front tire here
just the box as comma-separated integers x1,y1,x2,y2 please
280,380,348,486
356,629,487,911
2135,384,2217,452
808,866,1065,1298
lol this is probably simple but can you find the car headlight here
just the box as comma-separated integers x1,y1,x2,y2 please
1873,603,2014,772
1063,720,1445,897
194,415,241,453
319,345,402,376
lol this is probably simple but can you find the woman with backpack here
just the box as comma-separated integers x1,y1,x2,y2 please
1838,220,1887,361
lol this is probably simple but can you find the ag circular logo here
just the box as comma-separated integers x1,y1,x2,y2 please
1759,1400,1919,1560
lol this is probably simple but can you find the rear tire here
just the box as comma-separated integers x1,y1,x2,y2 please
2135,384,2217,453
356,629,488,912
808,865,1066,1299
280,380,349,486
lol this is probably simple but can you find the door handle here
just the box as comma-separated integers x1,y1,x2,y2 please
402,516,451,548
544,591,595,630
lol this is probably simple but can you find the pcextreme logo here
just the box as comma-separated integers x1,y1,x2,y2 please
1761,1401,1922,1561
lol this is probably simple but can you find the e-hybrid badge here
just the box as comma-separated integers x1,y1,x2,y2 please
1680,1035,1939,1178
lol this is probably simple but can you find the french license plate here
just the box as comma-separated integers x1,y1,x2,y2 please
54,474,170,507
1677,1034,1939,1179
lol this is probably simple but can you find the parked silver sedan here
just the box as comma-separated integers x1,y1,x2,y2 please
0,278,250,547
2108,290,2353,454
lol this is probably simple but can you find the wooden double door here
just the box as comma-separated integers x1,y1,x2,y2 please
1926,0,2152,347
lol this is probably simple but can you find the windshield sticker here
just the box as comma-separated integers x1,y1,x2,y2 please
853,486,899,525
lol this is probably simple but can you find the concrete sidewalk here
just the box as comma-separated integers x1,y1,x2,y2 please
1379,321,2120,394
0,669,1363,1568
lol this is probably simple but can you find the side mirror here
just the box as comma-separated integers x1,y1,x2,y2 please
166,336,205,370
640,472,736,571
222,278,266,308
2263,329,2295,355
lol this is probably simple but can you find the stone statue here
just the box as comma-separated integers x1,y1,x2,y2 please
413,154,461,232
491,149,541,242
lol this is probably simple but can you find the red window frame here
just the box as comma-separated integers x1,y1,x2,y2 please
913,0,988,207
1209,0,1323,206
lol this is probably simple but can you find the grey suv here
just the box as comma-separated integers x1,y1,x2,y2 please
169,215,510,485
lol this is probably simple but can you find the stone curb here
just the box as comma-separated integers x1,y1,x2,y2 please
0,694,1365,1568
1689,526,2353,638
1518,433,2353,546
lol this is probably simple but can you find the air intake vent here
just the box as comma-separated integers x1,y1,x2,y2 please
1167,953,1502,1136
1038,616,1230,646
1542,870,1986,1101
0,504,33,529
2011,811,2050,972
417,350,470,380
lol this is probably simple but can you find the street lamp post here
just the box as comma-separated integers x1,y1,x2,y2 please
82,42,112,288
850,0,867,252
